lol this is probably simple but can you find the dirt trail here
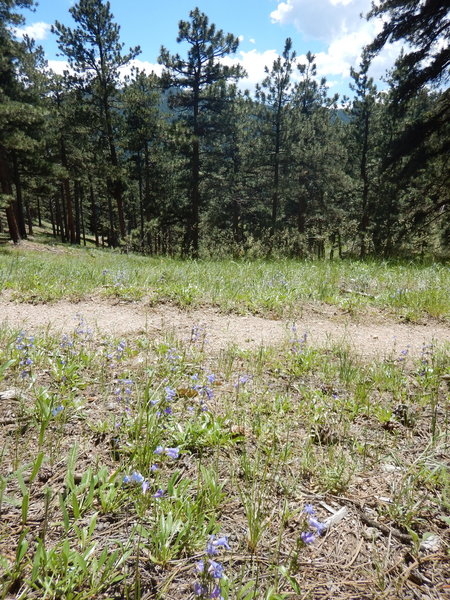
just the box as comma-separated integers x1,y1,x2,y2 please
1,298,449,360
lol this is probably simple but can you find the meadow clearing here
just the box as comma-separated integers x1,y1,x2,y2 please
0,241,449,599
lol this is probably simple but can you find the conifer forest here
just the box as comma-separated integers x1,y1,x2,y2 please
1,0,448,258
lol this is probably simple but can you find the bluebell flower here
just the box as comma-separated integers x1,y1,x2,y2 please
131,471,144,484
209,585,224,599
165,447,179,459
208,560,224,579
308,517,325,534
195,560,205,573
153,489,165,499
194,582,208,596
206,535,231,555
154,445,164,455
142,480,150,494
301,531,315,544
123,475,131,484
52,405,64,417
304,503,315,515
165,386,176,401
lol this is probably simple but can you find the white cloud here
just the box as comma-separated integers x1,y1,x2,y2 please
249,38,256,44
118,59,163,79
270,0,404,86
271,0,370,42
221,48,280,91
13,21,51,41
46,58,163,81
47,60,72,76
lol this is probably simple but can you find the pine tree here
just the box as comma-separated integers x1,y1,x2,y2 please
122,70,166,248
256,38,296,240
158,7,244,257
349,56,379,257
0,0,46,243
366,0,450,172
288,52,344,257
53,0,140,244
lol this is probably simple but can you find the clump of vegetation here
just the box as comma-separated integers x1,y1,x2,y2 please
1,246,449,322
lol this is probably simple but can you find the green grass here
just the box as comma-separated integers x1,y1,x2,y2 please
0,242,449,599
1,243,449,320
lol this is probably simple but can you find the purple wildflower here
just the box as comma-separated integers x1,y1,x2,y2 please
301,531,315,544
195,560,205,573
194,582,208,596
208,560,224,579
206,535,231,556
304,503,315,515
51,405,64,417
165,386,176,401
308,517,325,534
209,585,224,599
131,471,144,484
165,447,179,459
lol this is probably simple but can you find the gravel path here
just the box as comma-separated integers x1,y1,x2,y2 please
1,299,448,360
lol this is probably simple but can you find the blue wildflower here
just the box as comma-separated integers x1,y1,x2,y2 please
195,560,205,573
209,585,224,599
308,517,325,534
208,560,224,579
301,531,315,544
165,447,179,459
304,503,315,515
206,535,231,556
194,582,208,596
131,471,144,484
165,386,176,401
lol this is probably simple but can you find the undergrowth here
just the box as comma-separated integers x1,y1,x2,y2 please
0,311,449,599
0,245,449,321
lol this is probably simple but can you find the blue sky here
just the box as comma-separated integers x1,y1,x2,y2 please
14,0,404,98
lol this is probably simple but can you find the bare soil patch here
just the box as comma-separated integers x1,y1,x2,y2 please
1,297,448,359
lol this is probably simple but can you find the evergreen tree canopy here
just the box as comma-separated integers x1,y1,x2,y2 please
366,0,449,103
366,1,450,173
158,7,244,256
53,0,140,86
53,0,141,242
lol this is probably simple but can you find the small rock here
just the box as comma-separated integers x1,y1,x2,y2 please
0,389,21,401
381,463,402,473
363,527,381,540
420,533,441,552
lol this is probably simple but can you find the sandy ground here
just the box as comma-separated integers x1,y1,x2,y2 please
1,298,448,360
